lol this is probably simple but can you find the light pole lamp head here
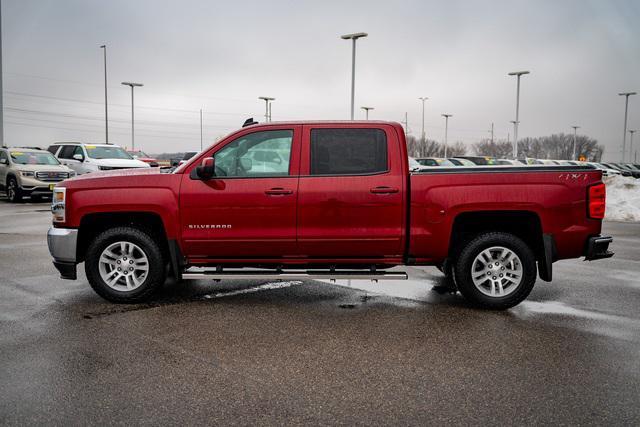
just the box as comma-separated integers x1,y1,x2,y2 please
418,97,428,101
122,82,143,88
361,106,374,111
508,71,530,76
618,92,637,97
100,44,106,49
572,126,580,130
258,96,275,102
442,114,452,118
341,32,368,40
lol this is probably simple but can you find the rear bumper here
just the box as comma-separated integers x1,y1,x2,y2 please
47,227,78,279
584,235,614,261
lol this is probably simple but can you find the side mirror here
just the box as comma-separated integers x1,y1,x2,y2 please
196,157,215,180
0,158,7,165
72,153,84,162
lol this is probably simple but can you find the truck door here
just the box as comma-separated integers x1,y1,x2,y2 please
179,126,301,258
297,125,405,258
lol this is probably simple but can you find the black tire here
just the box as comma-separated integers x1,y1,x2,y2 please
6,177,23,203
85,227,167,303
454,232,536,310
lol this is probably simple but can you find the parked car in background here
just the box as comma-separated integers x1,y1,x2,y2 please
0,147,75,202
455,156,496,165
127,150,160,167
585,162,621,177
177,151,198,167
448,158,476,166
495,159,521,165
600,162,634,177
408,157,423,170
415,157,455,167
47,143,150,175
615,163,640,178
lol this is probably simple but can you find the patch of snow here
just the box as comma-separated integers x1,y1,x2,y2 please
604,175,640,222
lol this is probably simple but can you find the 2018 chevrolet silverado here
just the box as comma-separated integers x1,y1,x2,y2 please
47,121,613,309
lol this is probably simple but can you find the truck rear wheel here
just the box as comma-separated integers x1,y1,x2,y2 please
85,227,167,303
454,232,536,309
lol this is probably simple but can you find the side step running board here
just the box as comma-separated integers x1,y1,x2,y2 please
182,268,408,281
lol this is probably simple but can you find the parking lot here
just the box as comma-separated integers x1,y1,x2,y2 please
1,199,639,425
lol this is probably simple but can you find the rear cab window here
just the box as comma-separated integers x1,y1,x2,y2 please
305,128,389,176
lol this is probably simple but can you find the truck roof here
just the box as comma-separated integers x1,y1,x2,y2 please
242,120,403,127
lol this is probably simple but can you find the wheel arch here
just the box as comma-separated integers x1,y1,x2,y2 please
448,210,549,281
77,211,170,264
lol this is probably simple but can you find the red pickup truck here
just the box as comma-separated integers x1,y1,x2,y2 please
47,120,613,309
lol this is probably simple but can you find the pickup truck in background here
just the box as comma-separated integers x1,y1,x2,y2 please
47,121,613,309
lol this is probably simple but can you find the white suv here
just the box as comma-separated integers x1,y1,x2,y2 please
47,142,150,175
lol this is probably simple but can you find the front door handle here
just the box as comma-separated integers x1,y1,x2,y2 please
265,188,293,196
370,186,399,194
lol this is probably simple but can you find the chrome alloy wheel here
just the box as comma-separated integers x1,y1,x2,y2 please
98,241,149,292
471,246,523,297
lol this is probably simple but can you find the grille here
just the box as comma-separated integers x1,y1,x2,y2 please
35,171,69,182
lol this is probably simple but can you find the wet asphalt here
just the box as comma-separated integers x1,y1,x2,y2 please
1,200,639,425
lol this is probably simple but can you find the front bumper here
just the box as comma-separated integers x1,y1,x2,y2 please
584,235,614,261
47,227,78,279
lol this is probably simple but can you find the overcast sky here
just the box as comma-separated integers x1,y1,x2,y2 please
2,0,639,159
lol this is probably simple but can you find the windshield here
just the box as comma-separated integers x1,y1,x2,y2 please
10,151,60,165
86,145,133,159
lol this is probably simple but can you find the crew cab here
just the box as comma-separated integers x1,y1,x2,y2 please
47,121,613,309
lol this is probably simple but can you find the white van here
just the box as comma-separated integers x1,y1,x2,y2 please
47,142,150,175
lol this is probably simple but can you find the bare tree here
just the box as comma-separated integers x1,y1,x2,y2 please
473,134,604,161
406,135,467,157
473,139,512,158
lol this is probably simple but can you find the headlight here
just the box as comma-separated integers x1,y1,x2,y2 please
51,187,66,223
19,171,34,177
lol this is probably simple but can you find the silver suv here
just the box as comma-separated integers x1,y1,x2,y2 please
0,147,75,202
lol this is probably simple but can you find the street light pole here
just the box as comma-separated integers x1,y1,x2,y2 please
0,0,4,146
418,97,428,141
100,45,108,143
571,126,580,160
121,82,143,150
200,109,203,151
630,129,637,163
0,0,4,147
258,96,274,122
341,32,368,120
442,114,452,158
619,92,637,162
490,122,494,143
508,70,530,159
361,106,374,120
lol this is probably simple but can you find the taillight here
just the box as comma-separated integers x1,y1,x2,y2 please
588,183,606,219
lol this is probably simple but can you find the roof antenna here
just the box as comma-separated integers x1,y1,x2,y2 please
242,118,258,127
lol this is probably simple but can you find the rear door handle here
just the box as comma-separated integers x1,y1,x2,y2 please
265,188,293,196
370,186,399,194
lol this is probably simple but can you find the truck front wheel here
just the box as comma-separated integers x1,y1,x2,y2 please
85,227,167,303
454,232,536,309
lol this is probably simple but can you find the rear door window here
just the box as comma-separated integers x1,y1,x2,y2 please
309,128,387,175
